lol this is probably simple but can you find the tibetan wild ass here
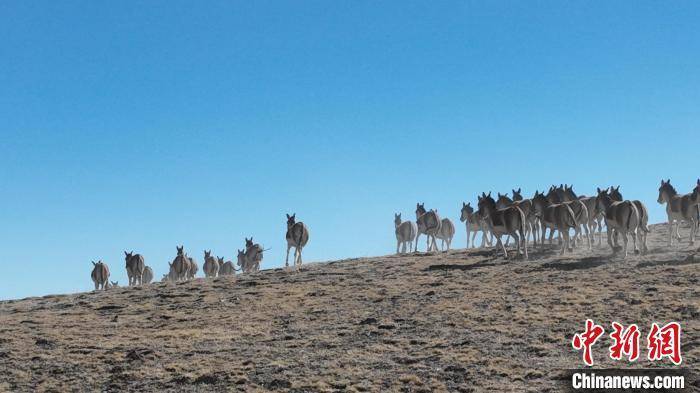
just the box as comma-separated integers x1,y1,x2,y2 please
657,179,700,245
124,251,145,286
477,192,528,259
186,255,198,279
436,217,455,251
285,213,310,270
595,188,640,258
512,188,541,247
91,260,110,291
609,186,650,253
531,191,579,254
415,203,442,252
237,249,258,273
394,213,418,254
169,246,191,282
460,202,492,248
142,266,154,284
555,185,592,249
218,256,237,276
245,238,264,271
203,250,220,278
560,185,606,246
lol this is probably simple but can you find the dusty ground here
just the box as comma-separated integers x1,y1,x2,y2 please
1,223,698,392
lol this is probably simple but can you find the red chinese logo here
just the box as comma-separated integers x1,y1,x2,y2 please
572,320,682,366
647,322,682,365
572,319,605,366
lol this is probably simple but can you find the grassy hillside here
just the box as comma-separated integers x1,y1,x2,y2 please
1,223,698,392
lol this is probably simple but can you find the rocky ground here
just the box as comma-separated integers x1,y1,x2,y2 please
1,223,698,392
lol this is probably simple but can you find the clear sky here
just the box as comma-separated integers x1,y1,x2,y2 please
1,1,699,300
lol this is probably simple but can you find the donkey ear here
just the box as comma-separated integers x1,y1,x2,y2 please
124,251,128,256
462,202,466,207
286,213,290,219
518,187,521,193
487,191,491,197
597,187,602,193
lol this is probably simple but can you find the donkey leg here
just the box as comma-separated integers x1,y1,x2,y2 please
396,240,400,254
622,232,629,258
560,230,569,255
285,245,292,267
512,233,521,256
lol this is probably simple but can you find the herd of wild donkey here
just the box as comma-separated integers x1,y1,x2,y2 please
90,180,700,291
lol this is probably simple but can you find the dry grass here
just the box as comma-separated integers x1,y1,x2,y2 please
0,223,699,392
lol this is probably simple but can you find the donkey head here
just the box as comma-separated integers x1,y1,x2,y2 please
286,213,296,228
176,245,184,256
394,213,402,226
236,249,246,267
204,250,211,259
124,251,133,261
245,238,254,249
657,179,675,204
595,187,613,214
496,193,512,209
691,179,700,202
460,202,473,222
512,188,523,201
609,186,623,202
415,203,426,217
477,193,496,219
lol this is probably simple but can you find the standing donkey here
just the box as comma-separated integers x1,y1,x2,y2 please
203,250,220,278
595,188,640,258
512,188,540,247
609,186,650,253
555,185,592,250
91,260,110,291
124,251,145,286
476,192,528,259
142,266,154,284
436,216,455,251
657,179,700,245
415,203,442,252
531,191,579,254
286,213,310,270
460,202,492,248
169,246,191,282
394,213,418,254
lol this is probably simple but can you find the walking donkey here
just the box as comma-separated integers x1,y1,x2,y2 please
435,213,456,251
203,250,220,278
415,203,442,252
91,260,110,291
460,202,492,248
496,193,516,247
186,254,198,279
610,186,650,253
512,188,541,248
142,266,154,284
554,185,592,250
394,213,418,254
657,179,700,245
124,251,145,286
560,185,605,246
476,192,528,259
531,191,579,254
245,238,264,272
595,188,640,258
169,246,191,282
286,213,310,270
218,256,238,276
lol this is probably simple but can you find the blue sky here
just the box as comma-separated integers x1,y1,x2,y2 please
1,1,699,299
